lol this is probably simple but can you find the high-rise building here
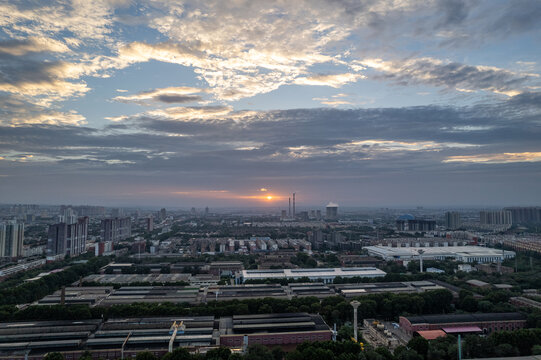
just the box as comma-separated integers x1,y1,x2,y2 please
0,221,24,258
47,217,88,257
58,207,77,224
101,217,132,242
326,202,339,220
111,208,123,217
160,208,167,221
504,207,541,224
146,216,154,232
480,210,512,225
445,211,461,229
396,217,436,231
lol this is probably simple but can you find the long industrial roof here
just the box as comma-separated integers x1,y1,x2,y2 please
240,267,386,279
365,245,515,258
404,312,527,325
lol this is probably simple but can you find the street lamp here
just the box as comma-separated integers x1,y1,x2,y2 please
351,300,360,342
417,249,425,273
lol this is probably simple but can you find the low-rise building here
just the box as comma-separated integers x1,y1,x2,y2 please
399,313,527,336
219,313,332,347
365,245,515,263
209,261,243,276
237,267,386,284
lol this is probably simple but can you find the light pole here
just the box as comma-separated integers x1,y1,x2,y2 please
351,300,360,342
417,249,425,273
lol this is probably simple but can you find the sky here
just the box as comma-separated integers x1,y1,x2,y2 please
0,0,540,208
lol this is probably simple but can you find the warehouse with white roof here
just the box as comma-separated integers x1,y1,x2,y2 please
237,267,386,283
364,245,515,263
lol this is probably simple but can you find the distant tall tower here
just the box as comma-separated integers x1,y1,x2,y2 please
326,202,339,220
293,193,296,217
288,197,291,217
160,208,167,221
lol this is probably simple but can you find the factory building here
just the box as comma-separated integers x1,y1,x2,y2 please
334,280,446,298
399,313,527,336
219,313,332,347
0,314,331,359
237,267,387,284
364,245,515,263
208,261,243,276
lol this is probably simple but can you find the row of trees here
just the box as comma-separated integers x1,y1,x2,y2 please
0,289,454,325
0,256,111,305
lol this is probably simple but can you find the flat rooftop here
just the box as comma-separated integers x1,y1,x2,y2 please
334,280,444,297
221,313,330,335
240,267,386,280
365,245,515,258
404,312,527,325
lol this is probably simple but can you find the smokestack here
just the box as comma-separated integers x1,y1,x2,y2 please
293,193,296,217
288,197,291,217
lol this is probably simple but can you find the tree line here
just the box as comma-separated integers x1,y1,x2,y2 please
0,256,111,306
0,289,454,324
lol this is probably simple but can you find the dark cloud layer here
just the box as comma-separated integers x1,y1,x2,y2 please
1,96,540,206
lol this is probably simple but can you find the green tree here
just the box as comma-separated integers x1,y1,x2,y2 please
79,351,93,360
337,325,354,341
494,343,519,357
459,296,478,312
245,345,274,360
407,337,428,359
162,347,192,360
135,351,158,360
271,347,285,360
43,353,65,360
206,347,231,360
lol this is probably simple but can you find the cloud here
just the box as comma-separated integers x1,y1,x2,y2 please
1,98,541,205
0,1,116,41
282,139,477,160
312,97,353,106
112,86,206,105
146,106,235,121
294,73,365,88
0,37,70,55
359,57,537,96
0,59,90,106
9,111,87,126
0,93,87,126
443,152,541,164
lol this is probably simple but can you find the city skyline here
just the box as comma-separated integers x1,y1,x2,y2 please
0,1,540,207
